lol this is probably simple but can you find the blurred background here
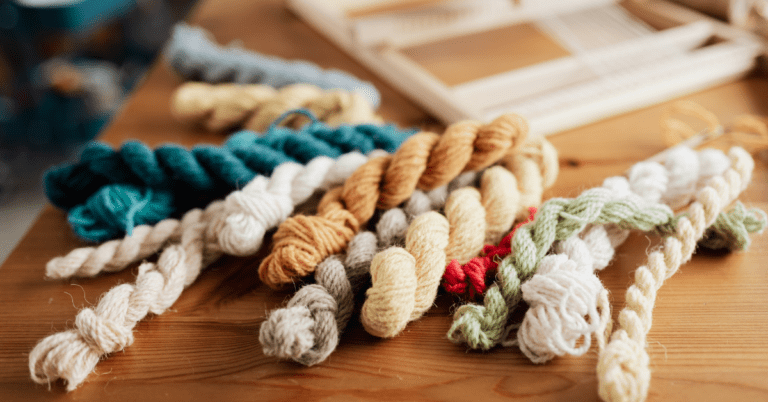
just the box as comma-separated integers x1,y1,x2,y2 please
0,0,197,263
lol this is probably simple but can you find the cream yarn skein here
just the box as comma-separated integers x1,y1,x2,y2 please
172,82,380,132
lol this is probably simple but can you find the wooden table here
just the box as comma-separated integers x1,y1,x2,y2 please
1,0,767,400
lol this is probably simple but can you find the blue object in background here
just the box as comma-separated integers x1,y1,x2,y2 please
14,0,136,33
0,0,194,208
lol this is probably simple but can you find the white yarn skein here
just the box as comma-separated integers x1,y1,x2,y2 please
218,151,384,256
45,151,379,279
514,147,731,363
29,151,381,391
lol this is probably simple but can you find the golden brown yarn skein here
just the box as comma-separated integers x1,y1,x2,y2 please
171,82,381,132
258,113,557,289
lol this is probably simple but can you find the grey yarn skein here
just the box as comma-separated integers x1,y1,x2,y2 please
164,24,381,108
259,172,478,365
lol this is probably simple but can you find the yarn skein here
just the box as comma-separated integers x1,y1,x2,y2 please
164,23,381,108
30,150,386,390
44,149,380,280
514,146,745,364
45,116,412,242
515,224,619,363
46,114,409,210
443,207,537,299
172,82,381,132
258,114,559,289
597,147,755,402
360,165,528,338
260,183,458,366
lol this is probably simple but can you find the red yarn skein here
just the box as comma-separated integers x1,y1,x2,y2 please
443,207,537,298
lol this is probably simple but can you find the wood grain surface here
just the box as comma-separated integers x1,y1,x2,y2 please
1,0,767,401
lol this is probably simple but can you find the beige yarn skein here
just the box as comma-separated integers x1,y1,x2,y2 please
171,82,380,132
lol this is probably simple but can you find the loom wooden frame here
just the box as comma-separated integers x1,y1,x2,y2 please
287,0,763,136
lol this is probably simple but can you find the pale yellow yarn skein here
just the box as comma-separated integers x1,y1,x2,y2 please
481,166,520,244
361,189,475,338
596,147,754,402
444,188,486,264
171,82,380,132
361,164,528,338
172,82,276,131
361,213,448,338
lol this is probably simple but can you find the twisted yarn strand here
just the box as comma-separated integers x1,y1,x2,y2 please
516,225,619,362
698,201,767,251
30,153,379,390
260,185,455,365
172,82,381,132
30,198,220,391
597,147,754,402
360,191,472,338
441,139,557,299
164,23,381,108
259,114,560,289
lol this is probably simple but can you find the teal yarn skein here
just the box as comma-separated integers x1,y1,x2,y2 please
48,110,414,242
447,187,678,350
164,24,381,108
68,184,176,242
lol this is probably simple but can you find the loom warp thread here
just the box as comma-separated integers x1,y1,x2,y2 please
164,23,381,108
258,114,560,289
172,82,381,132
